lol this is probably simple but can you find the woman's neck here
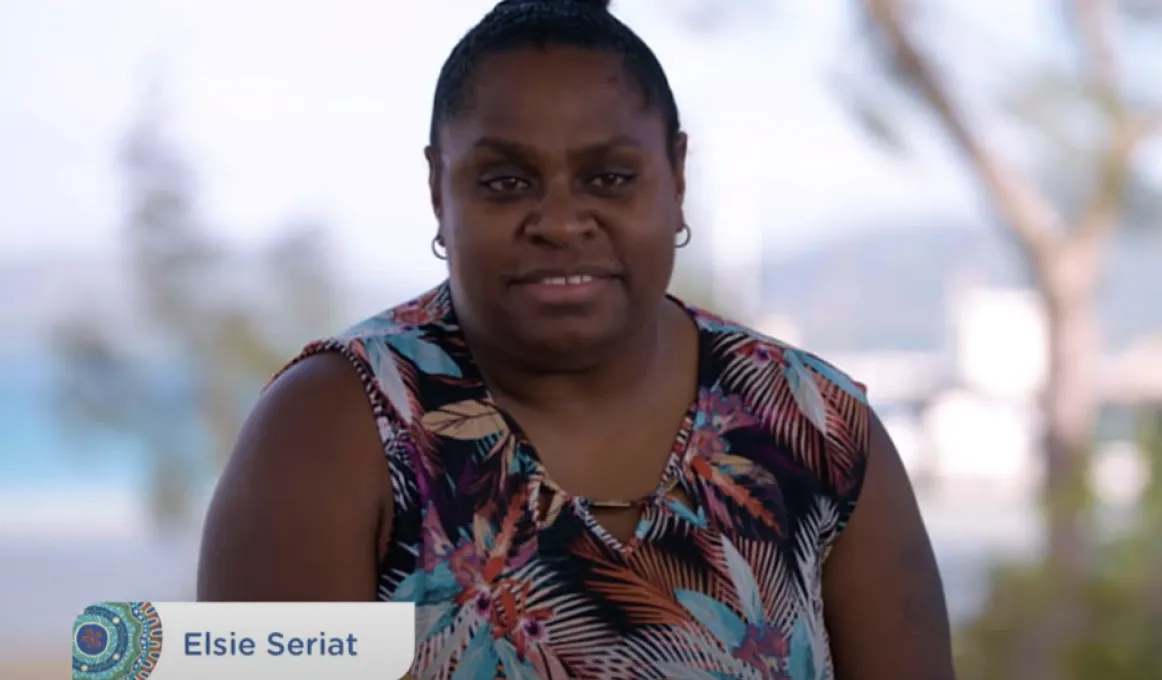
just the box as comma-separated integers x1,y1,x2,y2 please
465,299,692,417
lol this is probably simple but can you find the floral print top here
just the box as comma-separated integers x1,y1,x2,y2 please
287,281,870,679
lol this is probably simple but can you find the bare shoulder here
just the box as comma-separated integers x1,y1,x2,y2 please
197,350,392,602
822,410,957,680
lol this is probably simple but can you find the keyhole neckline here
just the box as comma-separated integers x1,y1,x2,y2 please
449,292,709,556
512,402,698,556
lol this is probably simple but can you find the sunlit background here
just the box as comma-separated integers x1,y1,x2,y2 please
3,1,1161,678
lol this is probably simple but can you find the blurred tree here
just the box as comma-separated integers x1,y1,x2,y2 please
955,405,1162,680
52,79,339,531
677,0,1160,674
828,1,1161,675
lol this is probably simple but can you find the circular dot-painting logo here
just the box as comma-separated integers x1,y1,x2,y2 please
72,602,163,680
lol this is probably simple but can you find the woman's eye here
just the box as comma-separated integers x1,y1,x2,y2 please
482,176,530,193
589,172,634,189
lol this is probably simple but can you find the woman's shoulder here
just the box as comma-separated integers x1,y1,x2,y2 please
684,302,869,407
278,283,463,427
316,283,464,375
337,283,455,343
685,302,872,538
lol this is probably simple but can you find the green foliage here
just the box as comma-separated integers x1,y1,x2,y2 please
955,407,1162,680
52,84,339,529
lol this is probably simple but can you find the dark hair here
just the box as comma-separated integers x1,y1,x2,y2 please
428,0,682,158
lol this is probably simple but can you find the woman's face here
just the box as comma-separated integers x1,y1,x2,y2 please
428,47,686,368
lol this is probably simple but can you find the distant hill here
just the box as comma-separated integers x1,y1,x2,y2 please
761,220,1162,352
3,222,1159,356
0,250,399,354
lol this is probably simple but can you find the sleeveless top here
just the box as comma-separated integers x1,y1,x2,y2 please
286,281,870,680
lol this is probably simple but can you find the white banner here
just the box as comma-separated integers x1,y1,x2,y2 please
72,601,416,679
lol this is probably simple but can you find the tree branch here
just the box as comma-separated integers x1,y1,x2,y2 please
1071,0,1120,104
862,0,1063,266
1145,112,1162,137
1070,0,1159,248
1076,114,1159,249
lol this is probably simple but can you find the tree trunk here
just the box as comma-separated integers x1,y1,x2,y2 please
1023,247,1103,679
1043,292,1099,572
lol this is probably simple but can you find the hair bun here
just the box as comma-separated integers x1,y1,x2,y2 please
571,0,612,9
495,0,612,12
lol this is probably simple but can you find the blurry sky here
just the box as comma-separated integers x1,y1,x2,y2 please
0,0,1139,602
0,0,1062,293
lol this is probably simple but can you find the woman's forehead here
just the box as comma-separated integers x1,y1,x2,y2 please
439,48,666,156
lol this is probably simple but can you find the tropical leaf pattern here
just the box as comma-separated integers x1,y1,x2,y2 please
287,282,870,679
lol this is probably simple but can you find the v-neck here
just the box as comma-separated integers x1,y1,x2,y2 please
297,278,876,678
438,286,710,557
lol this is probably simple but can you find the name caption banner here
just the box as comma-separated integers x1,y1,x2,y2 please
72,601,415,679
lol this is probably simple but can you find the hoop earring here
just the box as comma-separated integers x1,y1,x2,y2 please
676,223,691,248
431,236,447,260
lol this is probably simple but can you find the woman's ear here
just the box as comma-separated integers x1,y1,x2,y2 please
424,145,443,220
671,132,688,203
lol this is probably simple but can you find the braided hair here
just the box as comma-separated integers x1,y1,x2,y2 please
428,0,682,159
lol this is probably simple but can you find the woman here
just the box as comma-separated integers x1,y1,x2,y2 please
197,0,956,678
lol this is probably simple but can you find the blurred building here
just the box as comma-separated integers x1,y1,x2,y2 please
826,282,1162,506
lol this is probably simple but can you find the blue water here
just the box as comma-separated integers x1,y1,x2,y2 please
0,357,143,491
0,354,1018,636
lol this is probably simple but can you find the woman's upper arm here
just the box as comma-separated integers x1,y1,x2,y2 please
822,410,957,680
197,351,393,602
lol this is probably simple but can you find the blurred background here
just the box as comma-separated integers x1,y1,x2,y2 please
2,0,1160,678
